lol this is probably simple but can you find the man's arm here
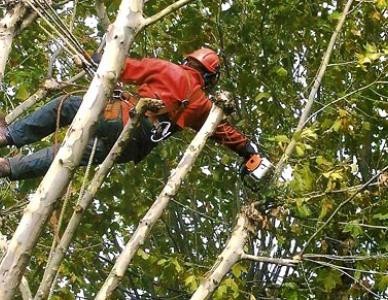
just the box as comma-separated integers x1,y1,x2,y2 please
120,57,165,84
211,121,249,156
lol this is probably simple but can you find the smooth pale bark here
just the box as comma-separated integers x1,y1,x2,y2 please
5,73,85,124
0,1,145,298
0,3,28,85
0,234,32,300
34,99,160,300
273,0,354,176
190,208,251,300
0,0,195,297
95,103,225,300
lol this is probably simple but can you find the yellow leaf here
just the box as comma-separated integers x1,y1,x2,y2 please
376,0,388,9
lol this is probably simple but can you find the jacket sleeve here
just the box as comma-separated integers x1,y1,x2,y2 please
211,121,248,156
120,58,159,84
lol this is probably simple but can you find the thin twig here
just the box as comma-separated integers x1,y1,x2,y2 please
301,165,388,254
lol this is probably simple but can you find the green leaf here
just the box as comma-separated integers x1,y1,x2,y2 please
255,92,271,101
171,257,183,273
329,11,342,22
276,67,288,77
295,199,312,218
157,258,168,266
271,135,290,143
343,220,363,237
316,156,332,167
224,278,239,297
376,275,388,291
214,284,228,299
373,213,388,220
318,198,333,220
184,275,199,292
295,143,305,157
376,0,388,9
231,263,247,278
316,269,342,292
137,249,150,260
16,85,29,100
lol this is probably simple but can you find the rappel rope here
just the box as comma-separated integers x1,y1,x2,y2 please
22,0,97,76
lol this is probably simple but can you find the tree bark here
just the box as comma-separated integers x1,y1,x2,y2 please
0,233,32,300
95,103,225,300
0,1,145,298
5,74,85,124
0,3,28,85
190,207,252,300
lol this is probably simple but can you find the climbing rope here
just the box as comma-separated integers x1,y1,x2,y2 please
23,0,97,76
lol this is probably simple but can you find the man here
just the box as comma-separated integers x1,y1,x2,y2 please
0,48,269,180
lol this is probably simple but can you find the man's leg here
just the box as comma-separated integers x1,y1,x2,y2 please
4,138,109,180
1,95,82,147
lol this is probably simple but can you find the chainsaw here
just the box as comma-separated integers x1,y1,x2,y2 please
240,154,273,191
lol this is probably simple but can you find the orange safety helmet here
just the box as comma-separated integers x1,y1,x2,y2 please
185,48,220,74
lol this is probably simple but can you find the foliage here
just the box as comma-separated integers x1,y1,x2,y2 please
0,0,387,299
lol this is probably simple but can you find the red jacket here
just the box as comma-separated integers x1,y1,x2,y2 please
120,57,248,156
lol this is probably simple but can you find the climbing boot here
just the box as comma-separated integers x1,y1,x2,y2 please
0,158,11,178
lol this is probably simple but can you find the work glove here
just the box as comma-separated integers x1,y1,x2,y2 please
240,141,273,182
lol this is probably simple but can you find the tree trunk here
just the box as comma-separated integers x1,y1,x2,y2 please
95,103,225,300
0,233,32,300
190,207,251,300
0,1,145,298
0,3,28,85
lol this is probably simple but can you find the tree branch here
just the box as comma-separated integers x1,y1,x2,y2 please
241,253,300,266
301,165,388,254
143,0,195,27
95,0,110,30
5,73,85,124
0,234,32,300
0,0,145,298
273,0,355,177
96,99,225,299
34,98,153,300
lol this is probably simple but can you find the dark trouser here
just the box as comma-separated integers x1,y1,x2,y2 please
7,96,159,180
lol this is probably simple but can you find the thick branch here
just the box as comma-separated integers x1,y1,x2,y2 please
0,3,29,85
0,234,32,300
5,73,85,124
0,1,145,298
96,102,225,300
190,207,252,300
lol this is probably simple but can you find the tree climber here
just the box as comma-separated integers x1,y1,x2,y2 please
0,48,272,181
